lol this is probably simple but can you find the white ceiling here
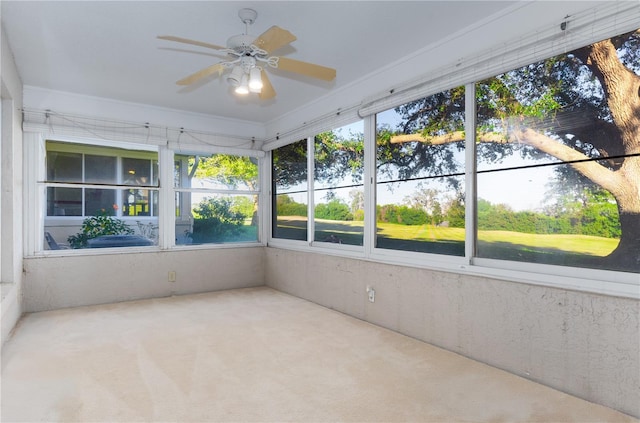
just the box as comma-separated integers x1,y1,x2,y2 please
2,1,602,127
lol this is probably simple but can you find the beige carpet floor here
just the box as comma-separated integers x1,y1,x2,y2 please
1,287,636,422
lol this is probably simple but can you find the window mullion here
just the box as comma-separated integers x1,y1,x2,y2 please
464,82,477,263
158,146,174,249
363,114,376,257
307,136,315,246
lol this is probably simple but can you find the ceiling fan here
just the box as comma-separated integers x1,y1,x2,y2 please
158,8,336,100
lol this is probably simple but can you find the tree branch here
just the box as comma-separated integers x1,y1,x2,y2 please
390,131,514,145
390,128,622,192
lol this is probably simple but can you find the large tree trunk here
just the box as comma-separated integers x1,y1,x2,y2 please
604,156,640,270
585,36,640,270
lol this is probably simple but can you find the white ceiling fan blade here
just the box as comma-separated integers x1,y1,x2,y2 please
253,26,296,54
259,69,276,100
176,63,225,85
276,57,336,81
158,35,226,51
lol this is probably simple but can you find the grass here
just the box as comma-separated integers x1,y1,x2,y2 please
274,216,620,264
477,230,618,257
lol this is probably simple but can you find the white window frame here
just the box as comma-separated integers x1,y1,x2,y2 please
171,148,262,248
24,132,265,255
45,141,160,219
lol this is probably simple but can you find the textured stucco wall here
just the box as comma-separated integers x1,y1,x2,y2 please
1,25,25,348
265,247,640,418
23,247,265,312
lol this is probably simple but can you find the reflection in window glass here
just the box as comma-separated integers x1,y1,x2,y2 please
376,87,465,255
174,153,259,245
314,122,364,246
272,140,308,241
474,29,639,273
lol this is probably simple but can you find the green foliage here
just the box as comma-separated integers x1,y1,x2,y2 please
477,188,620,238
314,131,364,185
189,197,246,243
192,154,258,190
315,199,353,221
431,201,444,225
273,140,308,189
445,195,466,228
229,196,254,219
276,194,307,217
353,209,365,221
67,210,134,248
377,204,428,225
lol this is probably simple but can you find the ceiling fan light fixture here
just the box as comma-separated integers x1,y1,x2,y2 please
235,74,250,95
227,66,243,87
249,67,263,90
160,7,337,100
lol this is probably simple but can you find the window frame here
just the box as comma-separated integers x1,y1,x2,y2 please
268,72,638,298
45,141,160,219
311,122,365,248
25,134,265,255
172,149,261,247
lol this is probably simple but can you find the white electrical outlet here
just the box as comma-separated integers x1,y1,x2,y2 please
366,285,375,303
168,271,176,282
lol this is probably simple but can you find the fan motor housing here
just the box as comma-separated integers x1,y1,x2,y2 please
227,34,255,53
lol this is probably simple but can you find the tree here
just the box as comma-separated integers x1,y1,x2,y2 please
315,199,353,221
276,194,307,216
192,154,259,224
189,197,246,243
349,189,364,215
389,30,640,270
431,201,444,225
444,193,465,228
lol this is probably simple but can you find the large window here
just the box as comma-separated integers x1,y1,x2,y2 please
45,141,158,249
174,152,259,245
314,122,364,246
268,28,639,279
474,29,639,273
41,141,262,251
375,87,465,256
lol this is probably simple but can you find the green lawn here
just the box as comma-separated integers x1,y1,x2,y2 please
477,230,618,257
275,217,620,265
